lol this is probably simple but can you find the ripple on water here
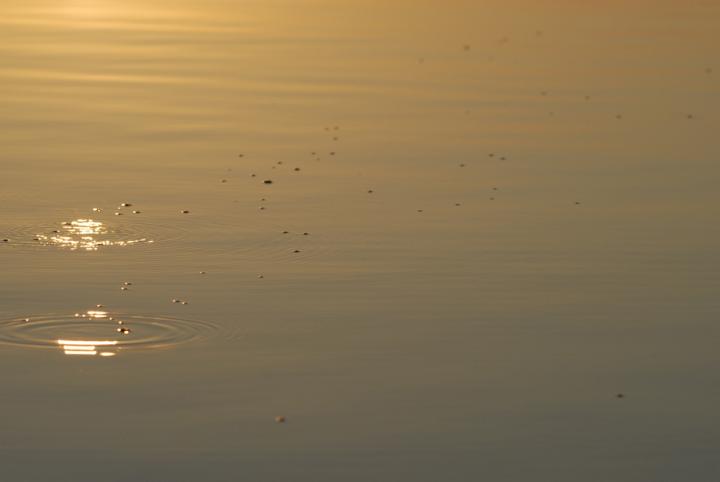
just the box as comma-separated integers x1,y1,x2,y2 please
0,218,187,251
1,214,329,262
0,311,220,355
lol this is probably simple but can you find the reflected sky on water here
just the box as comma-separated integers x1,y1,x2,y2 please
0,1,719,481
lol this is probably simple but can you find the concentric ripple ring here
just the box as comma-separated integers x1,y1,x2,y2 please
0,312,221,353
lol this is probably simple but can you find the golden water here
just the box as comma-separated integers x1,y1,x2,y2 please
0,1,718,480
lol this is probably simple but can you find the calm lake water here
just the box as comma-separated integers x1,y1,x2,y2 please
1,1,719,480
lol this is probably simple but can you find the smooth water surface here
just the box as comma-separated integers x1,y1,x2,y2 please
1,1,719,480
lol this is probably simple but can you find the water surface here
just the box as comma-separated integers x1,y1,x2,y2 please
1,1,719,480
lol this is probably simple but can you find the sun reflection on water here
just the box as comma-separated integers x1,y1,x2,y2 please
0,310,217,356
57,310,120,356
34,219,151,251
58,339,118,357
84,310,109,319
